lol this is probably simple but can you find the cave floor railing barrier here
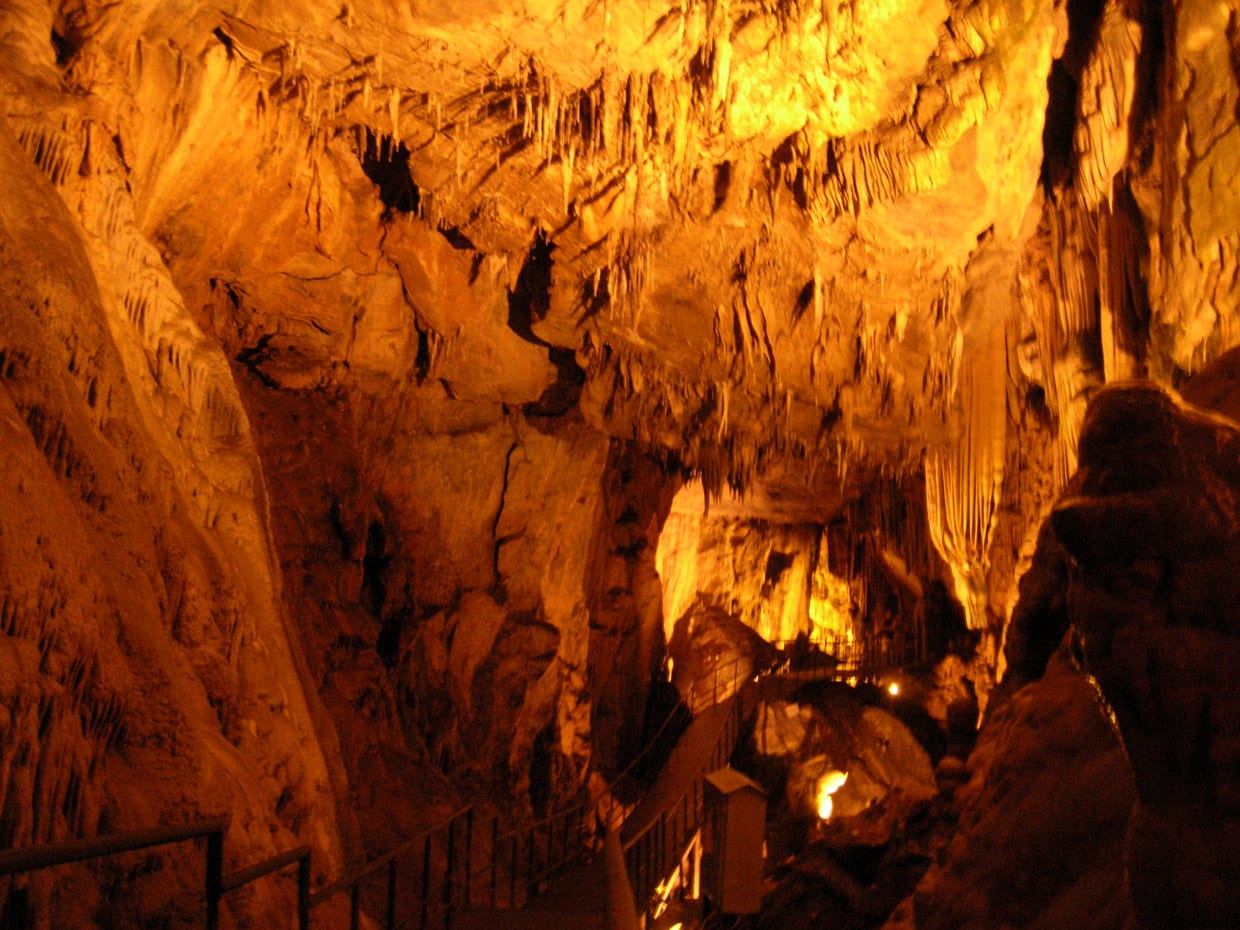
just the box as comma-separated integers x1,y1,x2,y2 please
0,816,311,930
0,633,930,929
617,631,930,922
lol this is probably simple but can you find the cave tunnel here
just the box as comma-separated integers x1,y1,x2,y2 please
1,1,1238,928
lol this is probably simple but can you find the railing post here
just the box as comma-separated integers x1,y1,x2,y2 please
387,857,397,929
350,883,360,930
205,827,223,930
461,808,468,912
445,817,456,928
464,808,474,908
648,834,654,904
555,814,563,872
420,834,431,930
508,831,517,907
298,853,311,930
526,826,535,896
489,818,498,909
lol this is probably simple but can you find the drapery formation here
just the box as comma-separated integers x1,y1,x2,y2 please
925,322,1007,630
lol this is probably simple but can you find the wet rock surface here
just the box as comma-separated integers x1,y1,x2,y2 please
1052,381,1240,930
884,651,1135,930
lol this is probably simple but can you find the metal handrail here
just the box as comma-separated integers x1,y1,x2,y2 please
0,818,228,876
618,631,931,916
452,632,917,915
0,819,314,930
0,632,926,929
442,650,770,917
620,677,754,911
306,804,476,930
309,805,472,907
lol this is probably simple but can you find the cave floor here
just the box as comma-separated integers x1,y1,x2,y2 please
460,673,832,928
453,857,608,930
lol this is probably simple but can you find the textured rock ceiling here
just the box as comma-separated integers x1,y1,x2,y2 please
6,0,1234,525
5,0,1072,517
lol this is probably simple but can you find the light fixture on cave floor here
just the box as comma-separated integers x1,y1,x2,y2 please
816,770,848,821
887,680,900,697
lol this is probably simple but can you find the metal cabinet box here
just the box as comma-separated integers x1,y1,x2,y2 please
701,767,767,914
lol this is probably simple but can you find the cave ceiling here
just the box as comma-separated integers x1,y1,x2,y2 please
0,0,1142,521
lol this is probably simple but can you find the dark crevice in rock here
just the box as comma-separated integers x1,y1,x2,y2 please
1105,184,1153,375
712,160,732,211
438,225,476,251
528,720,556,818
375,613,403,668
524,347,585,418
491,439,519,581
234,335,280,388
414,328,432,383
1040,0,1108,189
211,26,234,59
357,128,420,216
765,550,794,585
50,30,78,66
1041,63,1079,189
580,266,610,321
507,232,554,344
506,233,586,417
1127,0,1169,168
361,519,389,617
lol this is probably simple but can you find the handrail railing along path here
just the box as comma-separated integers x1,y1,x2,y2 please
617,630,927,917
0,817,310,930
0,632,925,928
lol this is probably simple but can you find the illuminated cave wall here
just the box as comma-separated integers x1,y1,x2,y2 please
655,481,819,646
1,0,1238,926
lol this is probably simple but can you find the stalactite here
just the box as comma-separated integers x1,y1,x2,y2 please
1019,194,1103,487
924,322,1007,630
1074,0,1143,211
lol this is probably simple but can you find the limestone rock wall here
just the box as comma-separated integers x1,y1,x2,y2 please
0,0,630,916
656,481,819,646
585,443,678,775
2,0,1240,924
0,19,342,929
1051,380,1240,930
886,652,1135,930
242,370,618,834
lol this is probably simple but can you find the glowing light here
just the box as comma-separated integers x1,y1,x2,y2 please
887,681,900,697
816,770,848,820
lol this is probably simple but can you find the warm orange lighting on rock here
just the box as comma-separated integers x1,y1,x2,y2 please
816,769,849,820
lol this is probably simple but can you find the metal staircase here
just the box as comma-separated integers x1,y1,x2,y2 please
0,634,927,929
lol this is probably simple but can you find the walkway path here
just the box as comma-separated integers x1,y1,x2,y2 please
453,857,608,930
451,657,904,929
